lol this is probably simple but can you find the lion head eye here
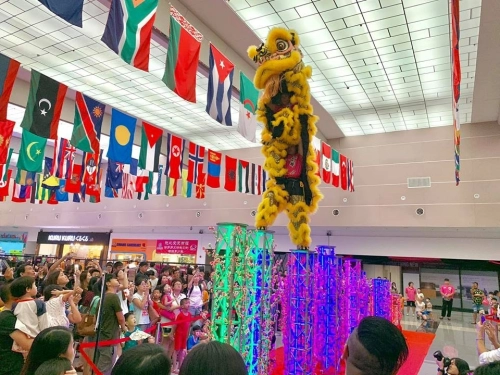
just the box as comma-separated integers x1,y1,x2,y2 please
276,39,288,52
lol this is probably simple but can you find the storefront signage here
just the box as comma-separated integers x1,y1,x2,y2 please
0,232,28,243
37,232,110,245
111,239,148,252
156,240,198,255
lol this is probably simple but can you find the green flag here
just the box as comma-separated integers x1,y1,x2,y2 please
17,131,47,172
237,72,259,142
20,70,67,139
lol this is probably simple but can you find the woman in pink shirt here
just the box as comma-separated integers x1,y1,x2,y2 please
405,282,417,316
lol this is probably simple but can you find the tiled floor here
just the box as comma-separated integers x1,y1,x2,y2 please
401,312,483,374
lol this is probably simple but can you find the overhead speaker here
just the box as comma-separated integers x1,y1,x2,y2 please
416,208,424,216
332,209,340,216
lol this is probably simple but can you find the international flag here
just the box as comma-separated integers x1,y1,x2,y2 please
71,92,105,154
162,6,202,103
0,147,12,179
72,184,86,203
82,150,102,190
36,171,51,201
122,171,137,199
451,0,461,185
20,70,67,139
165,176,177,197
255,165,263,195
55,179,69,202
187,142,205,184
41,157,60,191
53,138,76,179
0,169,11,197
152,165,163,195
15,170,36,186
17,130,47,172
107,109,136,164
332,149,340,188
247,163,257,195
132,159,149,193
181,169,192,198
165,133,184,179
105,186,119,198
206,43,234,126
0,119,15,164
312,136,321,177
340,154,348,191
224,155,237,192
195,172,205,199
237,72,259,142
321,142,331,184
139,122,162,172
0,54,20,120
106,159,124,190
101,0,158,71
206,149,221,188
348,159,354,192
12,182,32,203
39,0,84,27
238,160,249,193
65,164,83,194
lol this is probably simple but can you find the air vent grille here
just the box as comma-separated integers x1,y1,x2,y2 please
407,177,431,188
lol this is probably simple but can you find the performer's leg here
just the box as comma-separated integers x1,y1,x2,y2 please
256,182,288,229
286,196,311,249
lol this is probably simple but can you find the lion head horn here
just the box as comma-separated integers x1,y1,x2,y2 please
247,45,259,61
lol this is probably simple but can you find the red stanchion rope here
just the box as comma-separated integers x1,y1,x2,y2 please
79,314,208,375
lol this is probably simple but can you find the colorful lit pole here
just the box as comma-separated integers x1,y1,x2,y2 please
211,223,247,348
313,246,341,373
372,278,391,320
242,229,274,375
342,259,362,336
285,250,317,375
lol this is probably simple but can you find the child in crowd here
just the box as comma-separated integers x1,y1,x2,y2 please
421,298,433,321
10,276,49,354
122,312,154,351
173,298,191,372
416,298,426,320
187,325,202,351
43,285,81,328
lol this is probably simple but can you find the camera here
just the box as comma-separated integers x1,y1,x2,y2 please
433,350,451,368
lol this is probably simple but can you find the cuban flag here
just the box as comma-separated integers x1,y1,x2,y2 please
206,43,235,126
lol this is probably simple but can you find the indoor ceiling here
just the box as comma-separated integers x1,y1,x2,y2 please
227,0,482,136
0,0,258,151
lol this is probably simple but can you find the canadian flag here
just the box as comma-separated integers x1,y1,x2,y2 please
321,142,331,184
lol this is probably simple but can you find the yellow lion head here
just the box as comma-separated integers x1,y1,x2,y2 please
247,28,302,91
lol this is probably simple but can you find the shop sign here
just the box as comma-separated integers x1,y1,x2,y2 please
37,232,110,244
111,239,148,252
156,239,198,255
0,232,28,243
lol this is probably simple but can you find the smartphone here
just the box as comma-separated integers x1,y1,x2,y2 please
74,264,79,272
481,315,486,324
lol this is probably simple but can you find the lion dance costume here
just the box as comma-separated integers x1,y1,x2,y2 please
248,28,322,250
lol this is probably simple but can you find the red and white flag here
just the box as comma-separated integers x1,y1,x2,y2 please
347,159,354,192
340,154,348,191
312,136,321,177
53,138,76,179
165,134,184,179
321,142,331,184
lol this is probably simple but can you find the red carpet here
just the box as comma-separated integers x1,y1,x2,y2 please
397,330,435,375
270,330,435,375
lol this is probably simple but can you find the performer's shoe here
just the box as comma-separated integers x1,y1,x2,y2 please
257,226,267,230
296,245,309,250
